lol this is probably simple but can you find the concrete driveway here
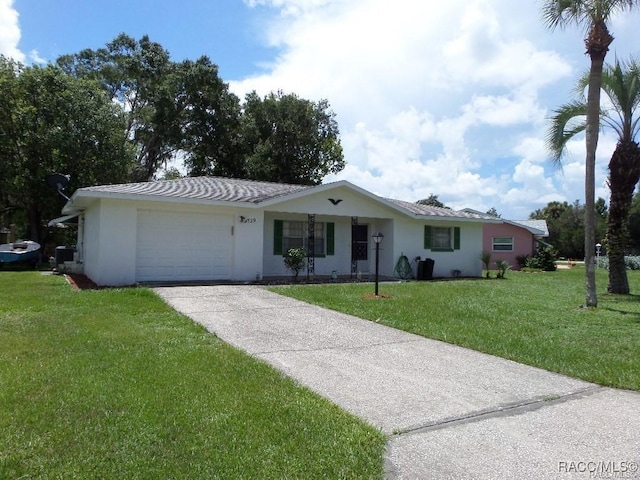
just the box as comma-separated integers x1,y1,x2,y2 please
153,285,640,479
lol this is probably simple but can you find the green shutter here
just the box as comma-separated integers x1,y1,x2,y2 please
454,227,461,250
424,225,432,249
274,220,283,255
327,222,335,255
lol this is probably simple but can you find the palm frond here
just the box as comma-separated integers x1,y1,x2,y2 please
541,0,586,30
601,115,625,138
546,100,588,164
599,57,640,141
573,69,591,98
541,0,640,32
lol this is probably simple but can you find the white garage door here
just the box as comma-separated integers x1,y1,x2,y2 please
136,209,233,282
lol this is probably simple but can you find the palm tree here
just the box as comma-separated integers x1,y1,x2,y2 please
542,0,639,307
547,59,640,293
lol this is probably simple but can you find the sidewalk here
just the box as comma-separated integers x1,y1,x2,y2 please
154,285,640,479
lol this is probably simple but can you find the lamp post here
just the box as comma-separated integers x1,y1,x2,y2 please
372,232,384,296
596,243,602,268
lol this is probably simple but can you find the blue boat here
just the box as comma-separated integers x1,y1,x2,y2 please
0,241,41,265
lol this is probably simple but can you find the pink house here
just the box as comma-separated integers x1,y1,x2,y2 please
482,219,549,270
461,209,549,270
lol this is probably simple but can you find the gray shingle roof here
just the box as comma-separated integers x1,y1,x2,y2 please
80,176,312,203
385,198,495,219
511,219,549,236
75,176,494,221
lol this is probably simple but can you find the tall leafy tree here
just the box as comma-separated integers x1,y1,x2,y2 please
57,35,344,186
542,0,638,306
58,34,177,181
240,91,344,185
547,59,640,293
180,57,243,178
57,34,242,182
530,199,607,258
0,57,133,244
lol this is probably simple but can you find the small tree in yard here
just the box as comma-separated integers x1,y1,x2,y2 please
481,251,492,278
283,248,306,280
495,260,511,279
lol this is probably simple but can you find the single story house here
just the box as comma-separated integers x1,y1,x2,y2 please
471,213,549,270
50,176,499,286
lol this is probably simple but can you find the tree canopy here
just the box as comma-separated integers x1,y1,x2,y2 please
57,34,242,182
416,194,448,208
1,34,345,246
56,34,344,185
239,91,344,185
486,207,501,218
530,199,607,258
0,56,133,245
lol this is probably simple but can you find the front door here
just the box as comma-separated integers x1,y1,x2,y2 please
351,224,368,275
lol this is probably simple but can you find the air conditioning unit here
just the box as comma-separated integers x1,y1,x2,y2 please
54,246,76,271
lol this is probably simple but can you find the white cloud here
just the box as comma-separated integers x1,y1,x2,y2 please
0,0,23,62
28,49,46,64
463,94,546,127
233,0,640,218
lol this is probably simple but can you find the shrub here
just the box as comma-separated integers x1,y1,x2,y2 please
525,245,558,271
597,256,609,269
625,256,640,270
283,248,306,279
515,255,530,269
597,255,640,270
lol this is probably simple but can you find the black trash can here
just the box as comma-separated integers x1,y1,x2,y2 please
417,258,435,280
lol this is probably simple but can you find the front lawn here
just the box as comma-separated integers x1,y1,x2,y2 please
272,267,640,391
0,272,385,479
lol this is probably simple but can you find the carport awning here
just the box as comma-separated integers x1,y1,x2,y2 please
47,213,80,227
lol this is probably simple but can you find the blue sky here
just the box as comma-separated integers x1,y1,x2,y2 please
3,0,640,219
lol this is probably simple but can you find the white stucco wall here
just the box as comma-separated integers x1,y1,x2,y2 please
233,209,265,281
393,217,484,278
81,199,265,286
82,199,137,286
80,203,100,283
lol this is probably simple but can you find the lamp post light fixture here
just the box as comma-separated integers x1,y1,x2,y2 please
372,232,384,296
596,243,602,268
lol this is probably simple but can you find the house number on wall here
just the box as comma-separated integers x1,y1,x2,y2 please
239,216,257,223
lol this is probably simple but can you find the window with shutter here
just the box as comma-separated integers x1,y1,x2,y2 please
274,220,332,256
424,226,461,252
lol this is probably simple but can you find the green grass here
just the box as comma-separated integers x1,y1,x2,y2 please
271,268,640,391
0,272,385,479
